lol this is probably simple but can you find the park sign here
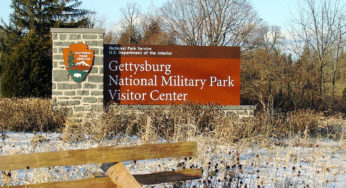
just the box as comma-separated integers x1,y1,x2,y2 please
104,45,240,105
51,28,255,117
63,43,94,83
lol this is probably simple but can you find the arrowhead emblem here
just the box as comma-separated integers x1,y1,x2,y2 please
63,43,94,83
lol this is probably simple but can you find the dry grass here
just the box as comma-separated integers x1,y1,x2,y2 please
1,98,342,142
61,104,344,145
0,98,66,132
1,98,345,187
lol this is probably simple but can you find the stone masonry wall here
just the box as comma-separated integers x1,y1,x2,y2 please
50,28,105,118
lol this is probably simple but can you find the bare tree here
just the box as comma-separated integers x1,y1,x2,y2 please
160,0,265,48
104,31,119,44
120,2,140,30
140,17,176,45
242,26,289,112
262,26,285,55
160,0,203,45
118,2,141,44
331,17,345,108
290,0,345,104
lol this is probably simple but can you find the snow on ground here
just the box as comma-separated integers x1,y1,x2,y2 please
0,131,345,187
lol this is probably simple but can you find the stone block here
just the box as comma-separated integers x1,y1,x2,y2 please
85,40,103,47
58,47,64,53
52,91,63,95
72,113,85,118
91,91,103,96
57,83,81,90
64,91,76,96
53,70,69,82
59,100,81,106
83,83,97,89
90,104,103,110
60,34,67,40
94,56,103,65
88,75,103,83
83,34,98,39
97,98,104,103
237,110,247,115
69,34,81,40
98,84,104,89
58,97,70,100
53,41,71,46
53,55,63,60
52,34,58,40
74,106,86,112
77,90,90,96
90,67,98,74
83,97,98,103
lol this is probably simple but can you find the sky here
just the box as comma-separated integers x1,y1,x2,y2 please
0,0,294,32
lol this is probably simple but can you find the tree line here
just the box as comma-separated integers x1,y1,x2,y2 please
0,0,345,112
0,0,93,97
108,0,346,112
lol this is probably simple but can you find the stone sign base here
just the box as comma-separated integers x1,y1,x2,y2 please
51,28,255,119
107,105,255,118
51,28,105,119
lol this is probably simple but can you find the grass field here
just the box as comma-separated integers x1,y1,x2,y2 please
0,98,345,187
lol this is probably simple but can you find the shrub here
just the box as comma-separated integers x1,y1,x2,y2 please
0,98,66,132
65,104,330,143
2,98,335,142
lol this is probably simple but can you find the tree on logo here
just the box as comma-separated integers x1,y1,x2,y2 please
67,50,75,68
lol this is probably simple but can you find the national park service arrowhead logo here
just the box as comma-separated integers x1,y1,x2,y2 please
63,43,94,83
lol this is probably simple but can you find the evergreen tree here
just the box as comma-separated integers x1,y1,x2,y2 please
1,31,51,97
67,50,75,68
0,0,93,97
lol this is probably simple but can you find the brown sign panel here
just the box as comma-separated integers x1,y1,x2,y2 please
63,43,94,83
104,45,240,105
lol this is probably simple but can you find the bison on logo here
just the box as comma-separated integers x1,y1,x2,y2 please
63,43,94,83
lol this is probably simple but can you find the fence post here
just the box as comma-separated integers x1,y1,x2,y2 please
105,162,141,188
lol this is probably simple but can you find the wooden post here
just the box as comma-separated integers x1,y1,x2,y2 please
105,163,141,188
